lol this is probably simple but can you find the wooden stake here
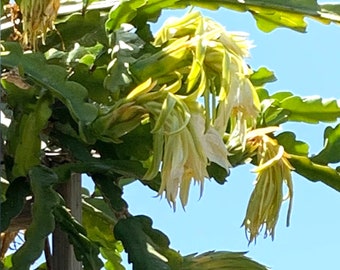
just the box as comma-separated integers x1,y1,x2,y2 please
52,173,82,270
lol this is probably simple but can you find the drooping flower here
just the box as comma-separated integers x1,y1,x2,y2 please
101,11,261,208
144,96,230,208
151,11,261,145
242,127,294,243
20,0,60,50
214,69,261,145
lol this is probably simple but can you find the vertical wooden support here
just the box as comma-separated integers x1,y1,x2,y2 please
52,173,82,270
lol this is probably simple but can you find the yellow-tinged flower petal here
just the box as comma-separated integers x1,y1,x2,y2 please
243,134,294,243
152,11,258,139
149,106,232,208
151,93,178,133
92,101,147,143
143,131,164,180
252,144,285,173
160,133,185,205
112,11,263,210
151,93,191,135
190,113,231,171
186,36,207,94
180,126,208,199
246,126,281,139
164,72,183,93
126,78,157,100
179,167,193,208
20,0,60,50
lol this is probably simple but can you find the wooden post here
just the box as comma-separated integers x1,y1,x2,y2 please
52,173,82,270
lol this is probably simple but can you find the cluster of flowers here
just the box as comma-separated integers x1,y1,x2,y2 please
100,12,294,241
19,0,60,49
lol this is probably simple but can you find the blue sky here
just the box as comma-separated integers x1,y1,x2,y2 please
119,5,340,270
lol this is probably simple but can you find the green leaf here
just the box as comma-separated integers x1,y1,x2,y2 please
256,88,269,102
1,42,98,124
114,123,153,160
53,204,103,270
259,100,290,126
250,67,277,87
54,159,146,183
2,253,13,269
66,42,105,66
207,162,229,185
82,199,125,270
0,77,36,110
289,154,340,192
279,95,340,123
271,91,293,101
70,64,112,104
267,92,340,124
250,7,307,33
0,178,9,203
134,215,170,248
11,93,52,178
101,247,125,270
320,4,340,21
11,166,60,270
106,0,152,32
186,0,339,32
113,215,171,270
181,251,268,270
259,91,293,125
1,78,50,179
103,26,145,99
311,124,340,165
275,131,309,156
51,130,94,163
0,177,30,232
92,174,129,213
82,198,117,240
105,0,340,34
46,10,108,49
103,57,133,100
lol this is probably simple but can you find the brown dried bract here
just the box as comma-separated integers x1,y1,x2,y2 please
1,67,31,90
3,3,23,42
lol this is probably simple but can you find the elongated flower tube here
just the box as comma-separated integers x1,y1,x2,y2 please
142,93,230,208
102,11,259,207
100,76,229,208
242,128,294,243
20,0,60,49
130,11,260,144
